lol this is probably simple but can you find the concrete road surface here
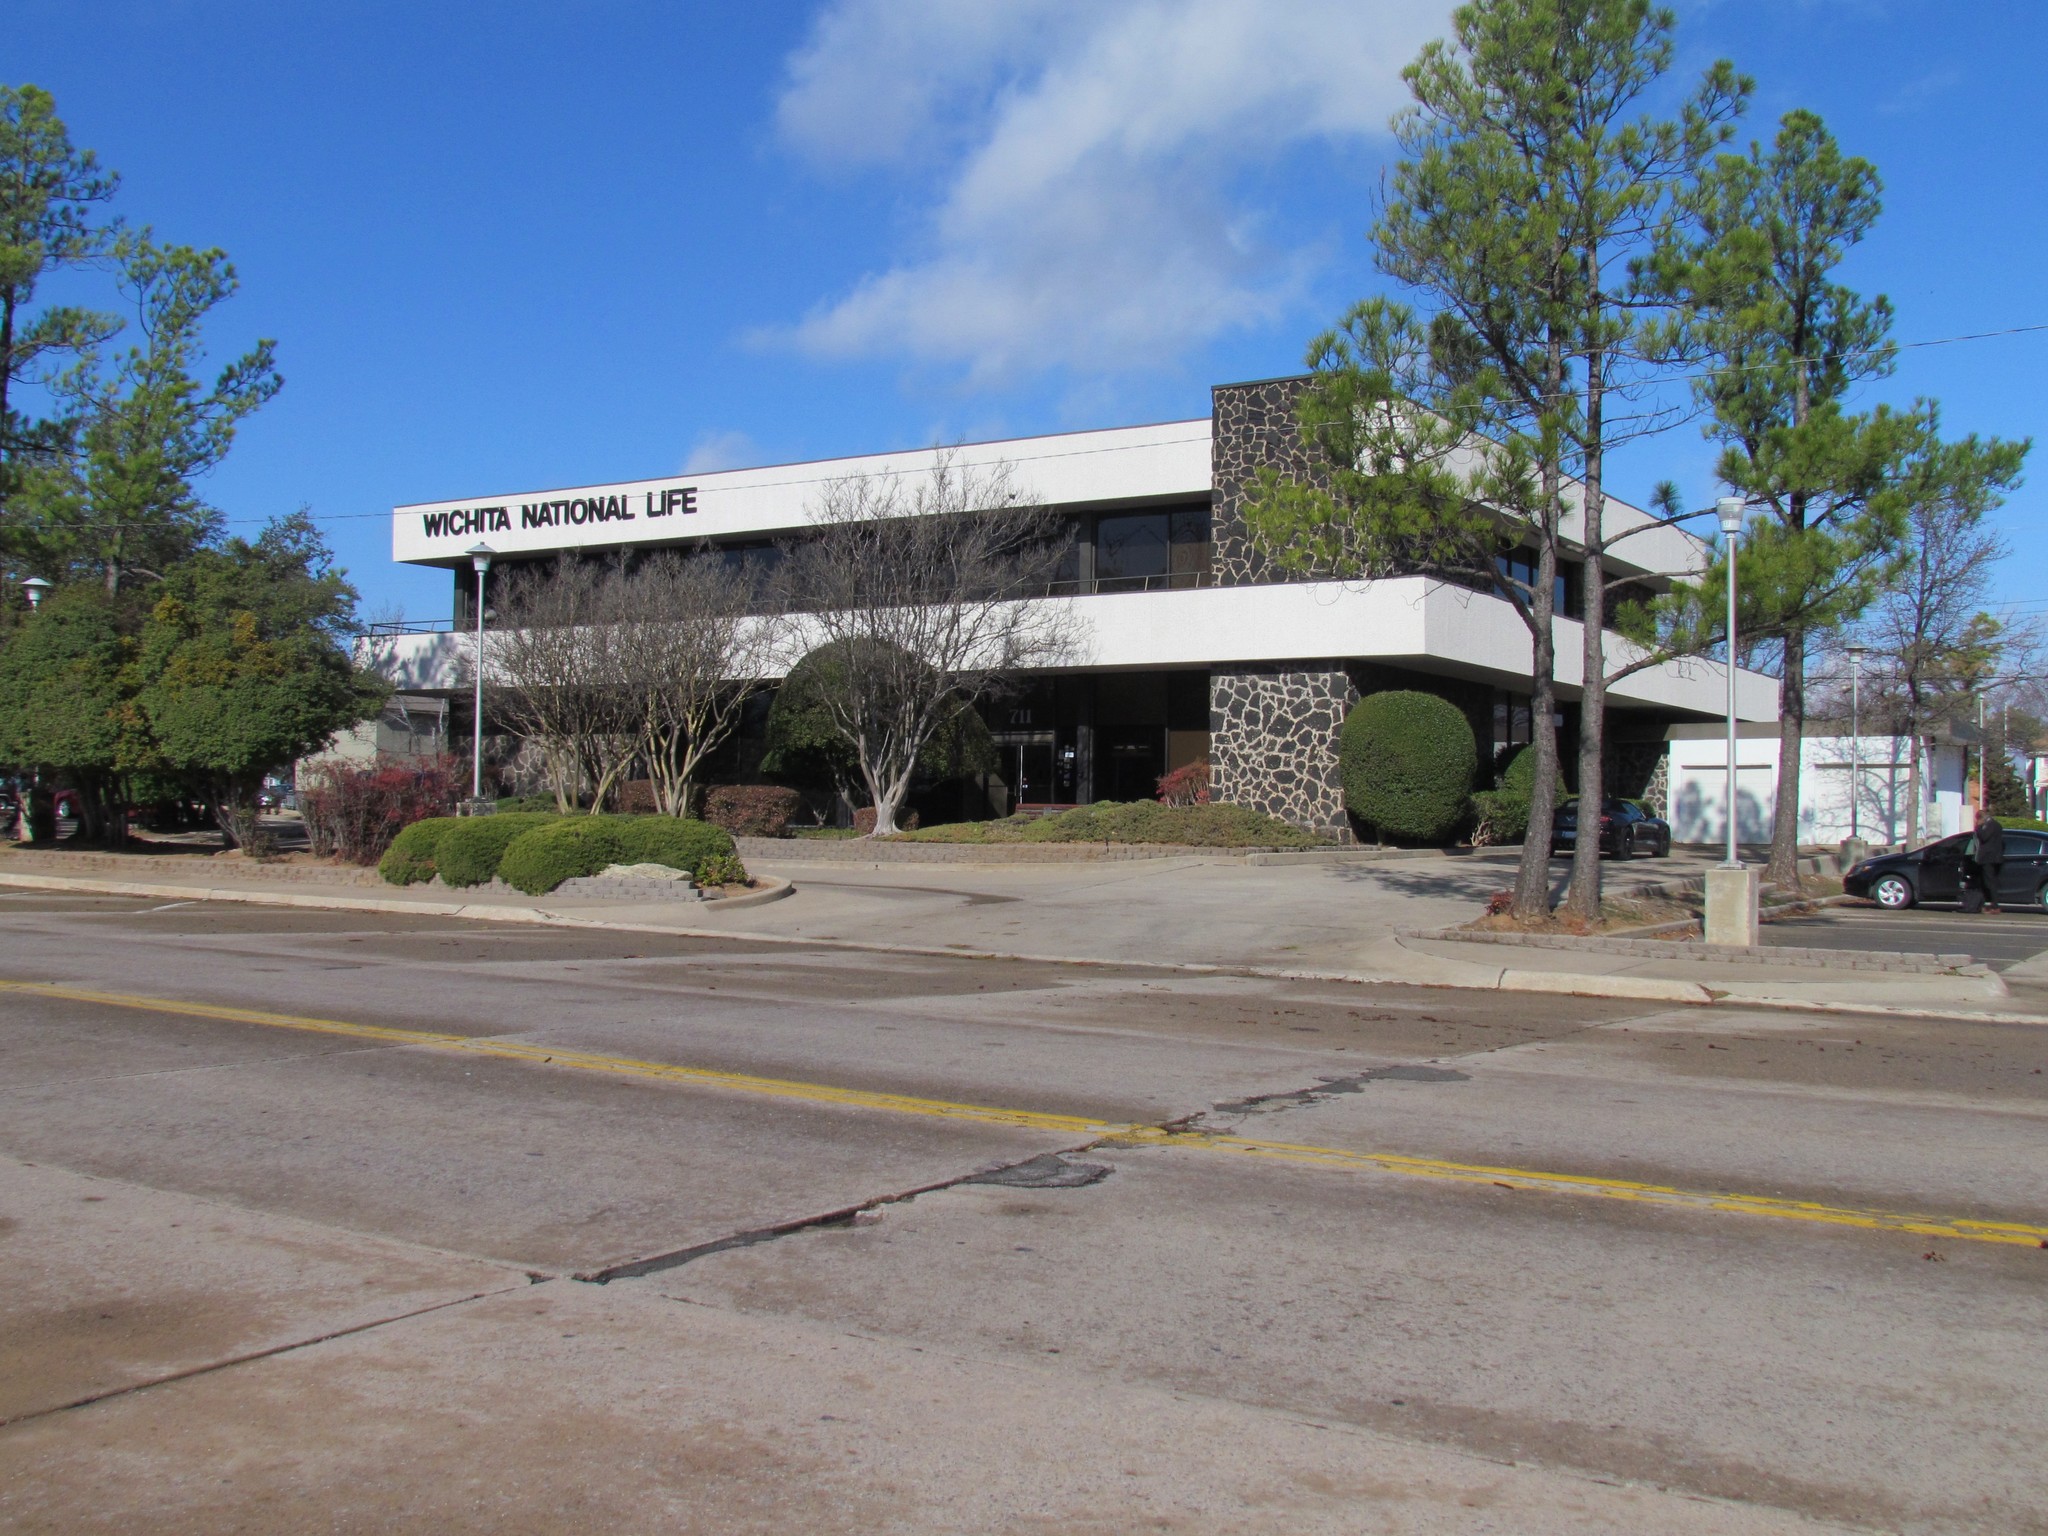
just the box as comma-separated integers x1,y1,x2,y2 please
2,889,2044,1534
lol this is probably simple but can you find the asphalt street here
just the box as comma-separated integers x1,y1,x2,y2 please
1766,903,2048,969
1,889,2045,1533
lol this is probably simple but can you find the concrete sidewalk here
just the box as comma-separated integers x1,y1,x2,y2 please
2,846,2040,1021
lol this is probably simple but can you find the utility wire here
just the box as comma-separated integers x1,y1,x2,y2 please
9,319,2046,537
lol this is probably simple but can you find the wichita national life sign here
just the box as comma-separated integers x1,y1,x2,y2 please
414,486,698,541
391,424,1218,566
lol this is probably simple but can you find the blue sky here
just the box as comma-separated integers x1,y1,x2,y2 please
14,1,2046,623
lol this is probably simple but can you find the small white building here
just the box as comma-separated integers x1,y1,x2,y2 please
1665,725,1971,848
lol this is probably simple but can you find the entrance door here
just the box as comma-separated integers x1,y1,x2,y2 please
993,731,1056,812
1101,732,1165,803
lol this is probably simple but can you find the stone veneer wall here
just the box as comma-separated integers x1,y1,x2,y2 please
1211,663,1359,837
1208,377,1354,834
1211,376,1325,587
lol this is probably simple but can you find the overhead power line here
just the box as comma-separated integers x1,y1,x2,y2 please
9,319,2046,536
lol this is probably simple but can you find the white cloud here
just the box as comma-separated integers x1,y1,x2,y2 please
682,428,759,474
765,0,1451,385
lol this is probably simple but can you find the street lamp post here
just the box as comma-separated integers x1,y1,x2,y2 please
1718,497,1745,869
1704,497,1759,946
22,576,50,610
1846,644,1866,843
467,544,494,806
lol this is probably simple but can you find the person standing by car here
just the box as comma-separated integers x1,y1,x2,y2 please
1974,816,2005,914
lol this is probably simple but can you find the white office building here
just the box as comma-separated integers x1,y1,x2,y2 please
362,376,1778,833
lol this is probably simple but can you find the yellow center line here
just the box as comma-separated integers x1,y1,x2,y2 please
0,980,1117,1137
10,979,2047,1250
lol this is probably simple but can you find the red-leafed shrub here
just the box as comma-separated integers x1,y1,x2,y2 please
1156,760,1212,807
615,779,657,815
853,805,920,836
704,785,802,838
300,755,463,864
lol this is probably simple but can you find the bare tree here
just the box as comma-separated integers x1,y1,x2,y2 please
486,558,637,812
776,455,1078,836
613,552,781,816
1851,424,2027,844
489,552,784,815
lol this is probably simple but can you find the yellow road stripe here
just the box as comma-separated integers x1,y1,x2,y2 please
0,981,1117,1137
1112,1128,2048,1248
11,979,2047,1250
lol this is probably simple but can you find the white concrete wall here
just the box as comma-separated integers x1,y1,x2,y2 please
394,420,1215,565
1667,734,1969,847
361,577,1780,723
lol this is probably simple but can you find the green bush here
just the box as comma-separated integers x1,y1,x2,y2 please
896,801,1319,849
1338,691,1476,843
1497,744,1536,795
376,815,463,885
1469,790,1530,847
497,818,628,896
695,851,750,887
612,816,736,879
496,794,560,814
434,812,559,887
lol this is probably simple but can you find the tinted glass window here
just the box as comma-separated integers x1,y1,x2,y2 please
1096,513,1170,586
2000,832,2045,857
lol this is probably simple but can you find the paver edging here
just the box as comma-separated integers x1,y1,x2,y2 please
1396,924,1987,976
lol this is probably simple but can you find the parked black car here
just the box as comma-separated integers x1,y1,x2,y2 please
1551,797,1672,859
1844,830,2048,910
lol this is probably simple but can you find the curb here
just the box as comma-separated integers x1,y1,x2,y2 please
2,869,2040,1025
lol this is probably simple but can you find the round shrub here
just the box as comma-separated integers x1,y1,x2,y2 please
1339,691,1477,843
434,812,559,888
1498,744,1535,795
611,816,735,880
377,814,463,885
703,785,802,838
497,818,628,896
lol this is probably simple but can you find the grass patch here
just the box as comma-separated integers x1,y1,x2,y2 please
892,802,1322,849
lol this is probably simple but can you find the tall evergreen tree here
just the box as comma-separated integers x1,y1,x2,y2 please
13,232,281,594
1658,111,1917,888
0,85,120,514
1255,0,1744,918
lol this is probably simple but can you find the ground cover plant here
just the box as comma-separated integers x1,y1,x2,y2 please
894,801,1319,849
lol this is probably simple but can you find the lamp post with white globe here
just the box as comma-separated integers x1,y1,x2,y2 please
1704,497,1760,945
467,544,493,807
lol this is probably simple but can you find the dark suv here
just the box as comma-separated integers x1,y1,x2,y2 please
1551,797,1672,859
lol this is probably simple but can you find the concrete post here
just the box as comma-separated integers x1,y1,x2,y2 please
1704,866,1761,947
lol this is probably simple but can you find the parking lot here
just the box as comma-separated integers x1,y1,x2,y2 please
1765,903,2048,970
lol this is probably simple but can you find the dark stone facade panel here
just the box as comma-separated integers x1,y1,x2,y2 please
1210,376,1325,588
1211,662,1358,835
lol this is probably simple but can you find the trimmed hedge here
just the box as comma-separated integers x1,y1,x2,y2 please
704,785,802,838
383,810,746,893
498,819,628,896
376,815,463,885
612,816,736,879
1338,691,1476,843
493,815,743,895
434,813,560,887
